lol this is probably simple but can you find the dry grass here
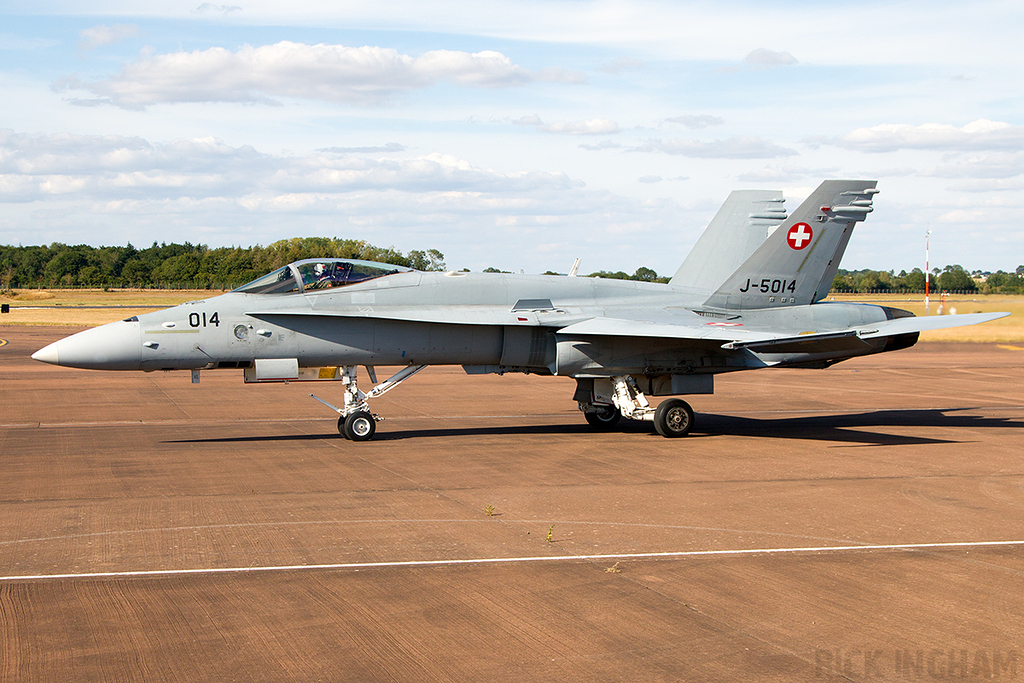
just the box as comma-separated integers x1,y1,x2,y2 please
1,288,1020,341
826,293,1024,342
0,289,221,326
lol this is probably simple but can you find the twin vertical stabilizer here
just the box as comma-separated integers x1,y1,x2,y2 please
669,190,788,293
700,180,878,310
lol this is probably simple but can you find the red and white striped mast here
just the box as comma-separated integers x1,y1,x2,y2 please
925,229,931,314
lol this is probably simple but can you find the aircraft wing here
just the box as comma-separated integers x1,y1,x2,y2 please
555,316,876,355
556,311,1010,353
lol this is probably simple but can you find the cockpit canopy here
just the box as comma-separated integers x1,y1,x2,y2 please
233,258,414,295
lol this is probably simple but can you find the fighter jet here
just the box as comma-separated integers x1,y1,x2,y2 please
32,180,1008,440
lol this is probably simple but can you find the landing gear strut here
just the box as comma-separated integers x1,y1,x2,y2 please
579,375,695,438
311,364,426,442
583,403,621,430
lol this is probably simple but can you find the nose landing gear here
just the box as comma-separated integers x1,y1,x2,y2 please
311,364,427,441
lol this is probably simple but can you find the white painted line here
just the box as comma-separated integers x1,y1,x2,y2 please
2,539,1022,582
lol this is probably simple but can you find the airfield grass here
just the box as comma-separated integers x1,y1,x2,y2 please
2,288,1022,342
0,289,222,327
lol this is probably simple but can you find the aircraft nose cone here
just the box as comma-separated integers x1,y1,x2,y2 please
31,343,60,365
31,319,142,370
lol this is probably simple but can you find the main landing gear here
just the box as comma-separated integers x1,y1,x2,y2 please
310,364,426,442
579,375,695,438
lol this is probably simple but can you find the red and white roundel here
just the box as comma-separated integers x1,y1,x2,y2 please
706,321,743,327
787,222,813,250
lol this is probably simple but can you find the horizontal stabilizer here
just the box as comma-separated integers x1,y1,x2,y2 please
855,311,1009,338
719,312,1009,353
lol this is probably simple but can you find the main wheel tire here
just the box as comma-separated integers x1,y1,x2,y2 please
584,404,621,430
344,411,377,441
654,399,694,438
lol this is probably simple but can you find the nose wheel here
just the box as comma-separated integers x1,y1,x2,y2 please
339,411,376,441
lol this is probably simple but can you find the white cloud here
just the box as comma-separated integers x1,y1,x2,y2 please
663,115,724,129
735,165,842,183
58,42,585,108
922,151,1024,179
839,120,1024,152
736,167,805,183
19,0,1024,69
78,24,139,52
192,3,242,13
540,119,619,135
0,130,587,200
514,116,619,135
743,48,798,68
948,178,1024,192
938,208,988,223
318,143,408,154
578,140,622,151
513,114,544,126
0,129,698,273
634,137,798,159
599,57,644,74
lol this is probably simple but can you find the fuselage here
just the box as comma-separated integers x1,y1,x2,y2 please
32,266,908,380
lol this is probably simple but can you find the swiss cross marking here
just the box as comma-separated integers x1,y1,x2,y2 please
787,223,813,250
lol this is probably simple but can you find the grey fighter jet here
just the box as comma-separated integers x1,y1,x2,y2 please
32,180,1008,440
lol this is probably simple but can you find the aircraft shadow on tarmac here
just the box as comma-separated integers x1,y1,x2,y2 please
166,407,1023,447
692,408,1023,447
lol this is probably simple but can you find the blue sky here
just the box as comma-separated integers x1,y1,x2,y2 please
2,0,1023,276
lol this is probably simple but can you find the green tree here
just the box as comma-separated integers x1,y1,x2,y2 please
153,253,201,284
407,249,446,271
633,266,658,282
855,270,885,292
904,268,926,291
587,270,630,280
937,265,976,292
832,273,854,292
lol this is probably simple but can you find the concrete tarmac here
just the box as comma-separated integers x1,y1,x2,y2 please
2,326,1023,681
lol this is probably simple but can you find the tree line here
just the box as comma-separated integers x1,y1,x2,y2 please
1,240,1022,294
0,239,446,291
832,265,1024,295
